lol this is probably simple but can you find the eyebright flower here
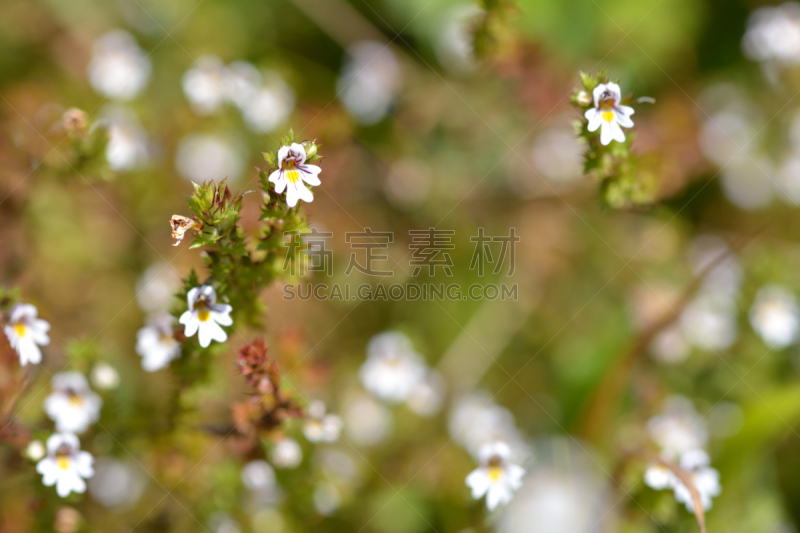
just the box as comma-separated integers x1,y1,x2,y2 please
465,441,525,511
672,449,721,513
179,286,233,348
36,433,94,498
584,82,635,146
136,314,181,371
644,449,721,513
268,143,322,208
359,331,427,404
303,401,343,443
4,303,50,366
44,372,103,434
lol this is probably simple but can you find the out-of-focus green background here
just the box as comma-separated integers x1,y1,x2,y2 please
3,0,800,531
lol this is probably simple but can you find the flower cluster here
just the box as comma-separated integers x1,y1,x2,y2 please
571,71,657,208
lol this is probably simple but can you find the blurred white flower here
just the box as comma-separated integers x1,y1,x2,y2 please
360,331,427,403
268,143,321,208
313,481,341,515
496,443,614,533
223,61,262,108
270,438,302,468
338,41,401,125
36,433,94,498
241,72,295,134
435,5,480,74
4,303,50,366
647,449,721,513
646,396,708,458
303,401,342,443
383,158,431,210
103,106,149,171
681,292,738,351
317,449,359,485
466,441,525,511
698,110,754,167
743,3,800,66
90,363,120,390
449,392,530,461
241,460,276,491
719,154,774,210
343,391,392,446
673,449,721,513
584,83,635,146
136,314,181,371
88,30,151,100
530,125,584,183
44,372,102,434
179,285,233,348
406,370,446,417
136,263,180,314
649,324,691,364
175,133,244,184
88,457,146,508
182,55,227,115
749,284,800,349
25,439,46,461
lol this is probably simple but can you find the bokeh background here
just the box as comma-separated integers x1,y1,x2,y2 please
3,0,800,531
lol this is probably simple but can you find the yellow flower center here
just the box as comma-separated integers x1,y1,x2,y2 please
282,158,297,170
487,466,504,482
57,457,71,470
197,310,211,322
13,323,26,337
602,111,615,123
285,169,300,183
68,391,83,406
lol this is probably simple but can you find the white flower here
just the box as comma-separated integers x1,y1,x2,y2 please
643,462,677,491
303,401,343,443
749,284,800,349
359,331,427,403
44,372,102,434
342,391,393,446
136,314,181,371
103,106,149,171
182,55,227,115
672,449,721,513
179,286,233,348
90,362,120,390
4,303,50,366
268,143,322,208
270,438,302,468
584,82,635,146
36,433,94,497
87,30,151,100
646,396,708,458
646,450,720,513
466,441,526,511
743,3,800,66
